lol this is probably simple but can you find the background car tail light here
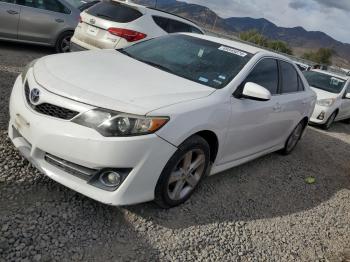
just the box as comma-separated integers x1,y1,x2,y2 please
107,28,147,42
79,16,82,23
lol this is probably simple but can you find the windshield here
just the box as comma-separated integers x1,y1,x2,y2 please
119,35,253,89
303,71,347,94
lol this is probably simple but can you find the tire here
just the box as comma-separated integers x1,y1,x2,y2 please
55,31,73,53
322,111,337,130
155,135,210,208
280,121,306,155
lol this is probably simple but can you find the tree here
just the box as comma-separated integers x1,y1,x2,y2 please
239,30,269,47
267,40,293,55
239,30,293,55
302,48,333,65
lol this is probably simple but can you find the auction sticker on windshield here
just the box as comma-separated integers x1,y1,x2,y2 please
218,46,247,57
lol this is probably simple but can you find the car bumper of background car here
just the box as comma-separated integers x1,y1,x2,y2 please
70,36,101,51
310,104,332,124
8,75,177,206
70,41,88,52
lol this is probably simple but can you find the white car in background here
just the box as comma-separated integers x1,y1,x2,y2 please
70,0,204,51
9,34,315,208
303,69,350,129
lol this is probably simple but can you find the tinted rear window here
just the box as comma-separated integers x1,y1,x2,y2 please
153,16,203,34
87,1,142,23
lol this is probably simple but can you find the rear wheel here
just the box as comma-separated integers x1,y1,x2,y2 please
55,31,73,53
155,135,210,208
280,121,305,155
322,111,337,130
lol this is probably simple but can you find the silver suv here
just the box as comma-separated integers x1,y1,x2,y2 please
0,0,98,52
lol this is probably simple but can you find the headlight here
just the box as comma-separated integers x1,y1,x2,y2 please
316,98,336,107
21,59,38,83
72,108,169,137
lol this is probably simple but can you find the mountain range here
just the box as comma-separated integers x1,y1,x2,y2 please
133,0,350,67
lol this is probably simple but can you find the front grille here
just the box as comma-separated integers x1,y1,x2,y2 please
24,82,79,120
35,103,78,120
45,153,97,180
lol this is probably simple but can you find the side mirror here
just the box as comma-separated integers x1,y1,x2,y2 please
242,82,271,101
345,93,350,99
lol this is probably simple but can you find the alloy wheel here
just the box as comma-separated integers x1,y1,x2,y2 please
60,35,71,53
286,123,303,152
167,149,206,201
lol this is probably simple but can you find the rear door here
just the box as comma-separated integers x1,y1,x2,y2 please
277,60,308,137
17,0,71,44
0,0,21,39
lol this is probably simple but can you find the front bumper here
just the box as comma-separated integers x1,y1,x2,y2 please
310,104,333,124
8,74,177,206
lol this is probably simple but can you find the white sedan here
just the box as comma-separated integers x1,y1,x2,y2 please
304,69,350,129
9,34,316,208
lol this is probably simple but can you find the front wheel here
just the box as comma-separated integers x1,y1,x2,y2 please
155,135,210,208
55,31,73,53
280,121,305,155
322,111,337,130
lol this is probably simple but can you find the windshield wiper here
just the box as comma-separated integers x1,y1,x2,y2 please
137,59,175,74
116,51,175,74
117,49,135,58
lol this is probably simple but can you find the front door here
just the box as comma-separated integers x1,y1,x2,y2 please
220,58,286,164
0,0,21,39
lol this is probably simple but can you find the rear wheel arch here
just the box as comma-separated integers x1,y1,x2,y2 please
55,30,74,53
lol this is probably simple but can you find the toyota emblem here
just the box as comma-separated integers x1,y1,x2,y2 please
30,88,40,104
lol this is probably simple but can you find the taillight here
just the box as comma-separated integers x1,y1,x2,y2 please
107,28,147,42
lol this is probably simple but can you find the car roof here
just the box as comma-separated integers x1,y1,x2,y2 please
310,69,349,81
112,0,203,31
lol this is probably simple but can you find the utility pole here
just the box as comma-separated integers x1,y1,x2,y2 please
155,0,158,8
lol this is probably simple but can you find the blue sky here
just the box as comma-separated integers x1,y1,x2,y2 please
182,0,350,44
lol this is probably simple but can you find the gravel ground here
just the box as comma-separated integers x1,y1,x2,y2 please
0,41,349,262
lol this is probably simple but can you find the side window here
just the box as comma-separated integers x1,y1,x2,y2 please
16,0,35,7
190,26,203,34
16,0,70,13
280,61,299,94
152,16,170,33
244,58,279,95
167,19,191,33
297,76,305,91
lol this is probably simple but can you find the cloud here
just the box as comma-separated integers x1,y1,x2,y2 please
289,0,307,10
313,0,350,11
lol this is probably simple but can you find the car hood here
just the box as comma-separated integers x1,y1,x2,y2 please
33,50,215,115
310,86,339,100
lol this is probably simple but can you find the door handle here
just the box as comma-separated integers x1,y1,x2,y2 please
7,10,19,15
55,18,64,23
302,100,308,105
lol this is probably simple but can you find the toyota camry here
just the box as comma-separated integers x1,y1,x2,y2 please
9,34,316,208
